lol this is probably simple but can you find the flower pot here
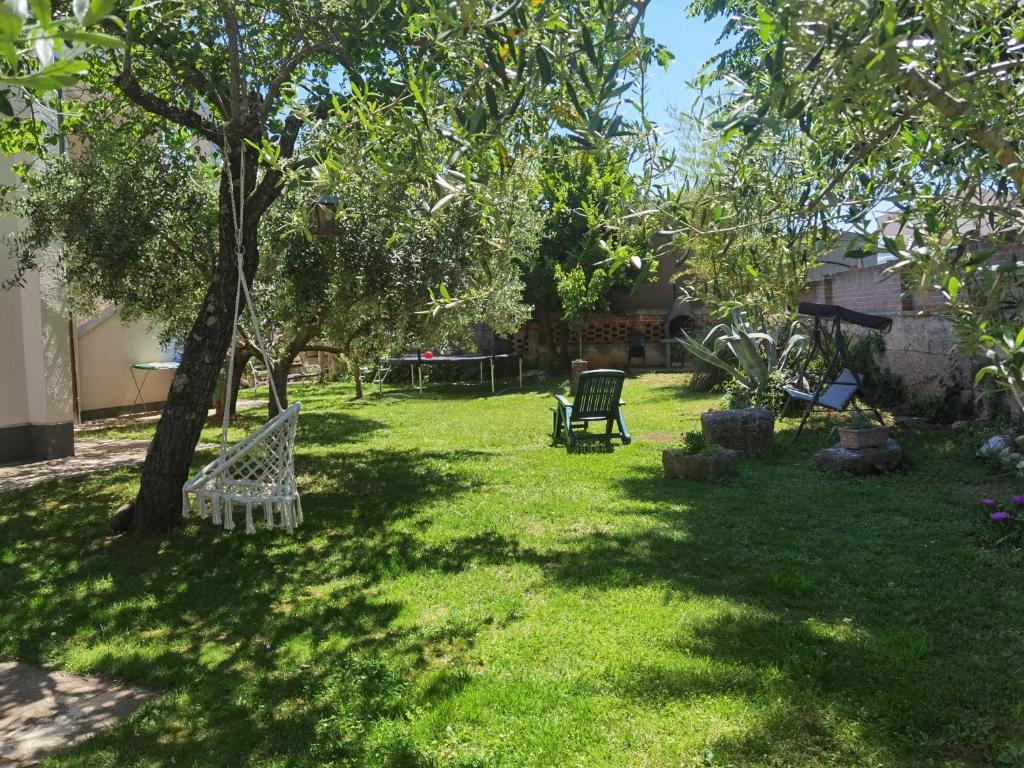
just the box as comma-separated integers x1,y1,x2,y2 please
838,425,890,450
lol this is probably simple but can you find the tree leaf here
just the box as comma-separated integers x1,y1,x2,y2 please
947,275,960,302
429,193,456,214
0,7,24,43
61,30,125,49
83,0,116,25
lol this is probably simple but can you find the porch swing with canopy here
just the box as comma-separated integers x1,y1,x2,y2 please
181,142,303,534
783,302,893,441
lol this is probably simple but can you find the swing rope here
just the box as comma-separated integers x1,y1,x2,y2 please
181,136,303,534
221,138,283,447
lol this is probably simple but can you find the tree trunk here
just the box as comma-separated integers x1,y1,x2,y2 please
268,360,290,419
267,326,317,419
228,348,253,416
128,149,260,534
353,360,364,399
214,348,252,420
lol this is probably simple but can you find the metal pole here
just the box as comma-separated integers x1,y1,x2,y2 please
490,358,495,393
519,358,523,388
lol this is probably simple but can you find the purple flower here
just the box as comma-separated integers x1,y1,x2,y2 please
981,498,997,506
990,511,1011,521
1013,494,1024,505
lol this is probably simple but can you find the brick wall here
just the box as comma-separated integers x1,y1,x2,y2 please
513,311,669,366
804,264,946,315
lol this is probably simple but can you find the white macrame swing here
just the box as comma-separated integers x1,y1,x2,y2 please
182,142,303,534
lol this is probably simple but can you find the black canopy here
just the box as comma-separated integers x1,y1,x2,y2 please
796,302,892,332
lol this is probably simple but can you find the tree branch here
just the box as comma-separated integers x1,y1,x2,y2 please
895,65,1024,190
249,112,305,217
114,69,223,145
260,38,365,124
305,344,347,355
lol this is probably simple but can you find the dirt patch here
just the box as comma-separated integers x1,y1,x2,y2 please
639,432,680,443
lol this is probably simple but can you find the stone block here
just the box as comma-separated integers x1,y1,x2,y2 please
812,439,902,474
663,447,739,480
700,407,775,456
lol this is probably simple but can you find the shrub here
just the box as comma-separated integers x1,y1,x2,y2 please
847,333,904,409
681,430,720,456
677,308,805,406
720,370,788,414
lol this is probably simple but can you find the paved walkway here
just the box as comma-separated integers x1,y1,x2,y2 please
0,661,153,766
0,440,218,492
74,399,265,434
0,401,265,492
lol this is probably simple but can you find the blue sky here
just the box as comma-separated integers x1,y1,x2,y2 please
636,1,728,134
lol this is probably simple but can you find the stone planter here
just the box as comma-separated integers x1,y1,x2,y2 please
700,407,775,456
838,425,890,450
663,447,739,480
812,439,902,474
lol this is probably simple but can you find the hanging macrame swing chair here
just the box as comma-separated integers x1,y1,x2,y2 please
182,142,303,534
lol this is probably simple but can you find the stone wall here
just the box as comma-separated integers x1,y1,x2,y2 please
865,313,974,406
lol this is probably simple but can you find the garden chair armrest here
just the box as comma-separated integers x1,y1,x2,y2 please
553,394,571,409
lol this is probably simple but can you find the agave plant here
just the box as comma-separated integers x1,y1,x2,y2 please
677,308,807,391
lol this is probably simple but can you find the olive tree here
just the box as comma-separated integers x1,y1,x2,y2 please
692,0,1024,410
29,0,656,533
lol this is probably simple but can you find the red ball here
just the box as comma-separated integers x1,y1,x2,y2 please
423,350,434,359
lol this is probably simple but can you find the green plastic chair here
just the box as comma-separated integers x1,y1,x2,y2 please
551,369,631,451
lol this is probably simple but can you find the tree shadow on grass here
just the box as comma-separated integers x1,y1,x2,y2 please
0,435,501,767
507,455,1024,765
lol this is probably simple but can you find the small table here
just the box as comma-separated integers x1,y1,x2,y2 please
129,361,179,413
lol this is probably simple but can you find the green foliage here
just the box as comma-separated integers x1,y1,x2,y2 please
317,151,538,365
720,370,788,414
523,140,657,357
847,333,904,409
692,0,1024,413
677,307,806,393
0,0,121,114
681,429,719,455
669,123,831,325
846,411,878,430
682,429,705,454
975,324,1024,414
4,107,216,344
553,263,609,328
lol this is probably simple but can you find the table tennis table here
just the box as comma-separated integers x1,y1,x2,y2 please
379,353,522,394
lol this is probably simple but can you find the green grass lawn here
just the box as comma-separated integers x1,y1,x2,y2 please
3,374,1023,767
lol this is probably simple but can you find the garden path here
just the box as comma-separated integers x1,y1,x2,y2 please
0,661,153,767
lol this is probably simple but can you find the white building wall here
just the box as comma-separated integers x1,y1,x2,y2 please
76,309,176,419
0,150,74,461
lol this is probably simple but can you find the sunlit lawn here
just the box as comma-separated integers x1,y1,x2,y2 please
2,373,1023,767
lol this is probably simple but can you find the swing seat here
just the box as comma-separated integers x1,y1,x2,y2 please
783,368,860,411
183,402,302,534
